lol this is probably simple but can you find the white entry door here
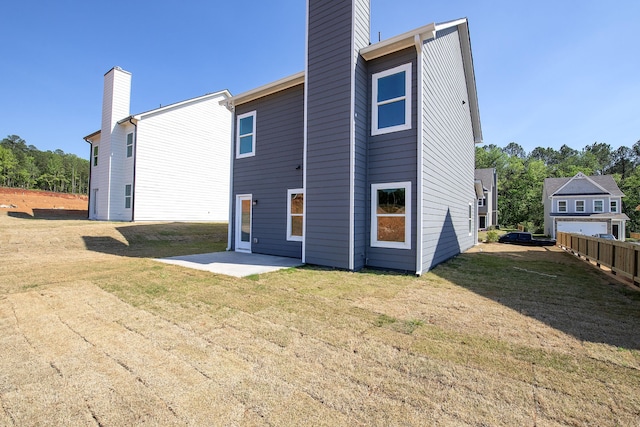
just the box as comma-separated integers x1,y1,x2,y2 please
235,195,252,252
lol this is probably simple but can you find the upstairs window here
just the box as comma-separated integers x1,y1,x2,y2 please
371,63,412,136
575,200,585,213
593,200,604,213
371,182,411,249
237,111,256,158
287,189,304,241
126,132,134,158
610,200,618,213
478,197,485,207
93,146,98,166
557,200,567,213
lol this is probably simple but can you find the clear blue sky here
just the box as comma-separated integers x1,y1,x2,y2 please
2,0,639,159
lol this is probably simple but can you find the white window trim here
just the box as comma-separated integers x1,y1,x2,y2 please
93,146,98,166
287,188,304,242
468,202,473,236
593,199,604,213
125,184,132,209
557,199,567,213
610,200,618,213
236,111,256,158
371,63,412,136
371,182,411,249
478,197,485,207
126,132,134,158
575,200,585,213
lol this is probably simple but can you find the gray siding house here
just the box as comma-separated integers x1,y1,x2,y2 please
475,168,498,229
543,172,628,240
223,0,482,274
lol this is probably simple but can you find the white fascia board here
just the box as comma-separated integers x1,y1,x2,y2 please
455,19,483,145
83,129,101,141
124,90,232,123
360,22,436,61
221,72,305,109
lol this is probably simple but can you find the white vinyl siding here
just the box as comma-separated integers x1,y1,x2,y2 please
133,93,232,221
371,182,411,249
287,189,304,242
371,63,412,135
236,111,256,158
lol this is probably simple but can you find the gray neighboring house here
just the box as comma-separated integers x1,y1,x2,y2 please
475,168,498,229
543,172,628,240
222,0,482,274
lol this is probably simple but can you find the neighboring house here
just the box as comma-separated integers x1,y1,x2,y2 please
222,0,482,274
543,172,628,240
84,67,232,221
475,168,498,229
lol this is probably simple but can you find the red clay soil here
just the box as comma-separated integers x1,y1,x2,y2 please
0,187,88,218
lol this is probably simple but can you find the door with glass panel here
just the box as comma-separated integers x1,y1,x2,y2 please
235,195,252,252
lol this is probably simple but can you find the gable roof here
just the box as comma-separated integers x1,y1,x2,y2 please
83,89,231,141
474,168,495,191
222,18,482,145
543,173,624,198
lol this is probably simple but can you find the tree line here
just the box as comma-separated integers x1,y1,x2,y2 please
476,141,640,235
0,135,89,194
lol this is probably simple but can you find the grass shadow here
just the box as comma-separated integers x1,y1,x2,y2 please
8,209,88,220
83,222,228,258
432,246,640,350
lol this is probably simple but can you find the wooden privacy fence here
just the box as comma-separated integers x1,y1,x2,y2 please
557,232,640,286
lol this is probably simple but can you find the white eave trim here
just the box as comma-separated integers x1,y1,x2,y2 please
118,89,232,124
221,71,305,109
360,23,436,61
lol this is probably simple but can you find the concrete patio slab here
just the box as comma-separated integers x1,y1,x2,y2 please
156,251,304,277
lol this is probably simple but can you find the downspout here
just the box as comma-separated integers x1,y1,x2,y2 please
83,137,93,220
414,33,425,276
128,117,137,222
225,101,235,251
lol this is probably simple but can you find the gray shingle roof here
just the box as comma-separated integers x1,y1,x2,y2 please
474,168,495,191
543,174,624,197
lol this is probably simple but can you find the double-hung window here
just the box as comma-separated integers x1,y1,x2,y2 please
557,200,567,213
93,146,99,166
371,182,411,249
126,132,134,158
287,189,304,241
478,197,485,207
236,111,256,158
593,200,604,213
575,200,585,213
125,184,132,209
610,200,618,213
371,63,412,135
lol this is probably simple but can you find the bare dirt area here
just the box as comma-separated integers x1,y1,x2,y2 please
1,214,639,426
0,187,88,218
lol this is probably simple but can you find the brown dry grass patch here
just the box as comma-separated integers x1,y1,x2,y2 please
1,214,639,426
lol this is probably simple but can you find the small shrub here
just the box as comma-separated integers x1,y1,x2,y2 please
486,230,499,242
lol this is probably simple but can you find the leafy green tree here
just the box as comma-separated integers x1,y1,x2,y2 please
0,134,89,194
0,146,18,187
